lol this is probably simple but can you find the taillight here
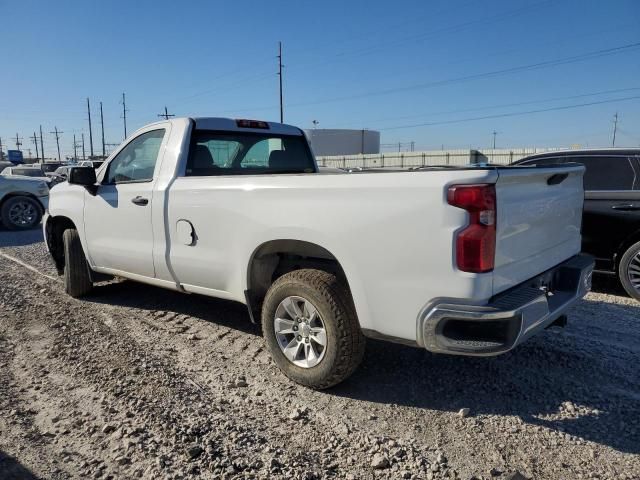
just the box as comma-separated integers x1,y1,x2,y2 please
447,184,496,273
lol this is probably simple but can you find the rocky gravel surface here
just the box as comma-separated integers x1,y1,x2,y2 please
0,227,639,480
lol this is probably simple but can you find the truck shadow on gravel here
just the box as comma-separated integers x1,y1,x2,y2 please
332,315,640,455
0,450,39,479
81,279,639,455
83,280,261,337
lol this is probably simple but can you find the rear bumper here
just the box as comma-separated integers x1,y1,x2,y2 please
417,254,594,356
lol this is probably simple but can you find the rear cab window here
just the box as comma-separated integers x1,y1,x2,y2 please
186,130,316,176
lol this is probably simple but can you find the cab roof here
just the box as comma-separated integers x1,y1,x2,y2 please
191,117,303,136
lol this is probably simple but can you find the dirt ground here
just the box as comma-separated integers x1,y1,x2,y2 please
0,227,638,480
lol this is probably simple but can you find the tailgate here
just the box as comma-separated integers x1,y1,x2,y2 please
492,164,585,295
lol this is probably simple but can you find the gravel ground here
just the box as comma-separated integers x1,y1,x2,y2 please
0,227,639,480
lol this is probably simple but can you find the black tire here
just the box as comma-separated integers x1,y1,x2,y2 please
261,269,365,389
0,196,43,230
618,240,640,301
63,228,93,298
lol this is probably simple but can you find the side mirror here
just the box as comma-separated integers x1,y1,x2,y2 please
68,166,96,186
68,166,98,194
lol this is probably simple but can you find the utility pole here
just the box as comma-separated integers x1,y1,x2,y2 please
612,112,618,147
27,149,32,159
0,137,4,160
50,127,63,162
100,101,106,157
157,106,175,120
15,133,23,150
277,41,284,123
87,98,94,157
121,92,128,139
492,131,498,149
39,125,45,162
73,134,78,160
81,133,86,160
31,132,39,161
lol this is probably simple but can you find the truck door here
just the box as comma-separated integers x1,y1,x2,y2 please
84,127,168,278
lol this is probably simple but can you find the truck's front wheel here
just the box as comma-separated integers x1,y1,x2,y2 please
261,269,365,389
63,228,93,298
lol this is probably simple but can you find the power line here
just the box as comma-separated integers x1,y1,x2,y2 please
334,87,640,128
121,92,128,139
39,125,44,162
289,42,640,109
100,101,106,156
50,127,63,162
87,98,94,157
378,95,640,131
278,41,284,123
73,134,79,160
157,106,175,120
289,0,554,71
222,42,640,114
31,132,39,161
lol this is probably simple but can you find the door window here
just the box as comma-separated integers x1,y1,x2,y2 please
105,129,165,184
570,156,636,191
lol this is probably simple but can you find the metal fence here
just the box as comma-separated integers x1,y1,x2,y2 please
317,147,570,168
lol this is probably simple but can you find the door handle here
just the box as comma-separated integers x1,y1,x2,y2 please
131,196,149,206
611,204,640,211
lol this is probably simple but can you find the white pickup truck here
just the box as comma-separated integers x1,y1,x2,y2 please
44,117,594,389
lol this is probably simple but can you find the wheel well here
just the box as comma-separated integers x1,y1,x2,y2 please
615,229,640,272
45,216,77,274
0,193,45,215
246,240,350,320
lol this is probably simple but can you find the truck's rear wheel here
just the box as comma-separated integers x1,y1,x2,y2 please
618,241,640,301
63,228,93,298
261,269,365,389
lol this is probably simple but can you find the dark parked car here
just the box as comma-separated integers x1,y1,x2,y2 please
514,149,640,300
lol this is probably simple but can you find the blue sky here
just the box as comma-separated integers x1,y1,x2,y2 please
1,0,639,158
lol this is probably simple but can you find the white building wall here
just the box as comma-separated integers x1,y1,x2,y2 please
304,129,381,157
316,147,571,168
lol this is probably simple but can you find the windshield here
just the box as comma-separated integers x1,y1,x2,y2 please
186,130,316,176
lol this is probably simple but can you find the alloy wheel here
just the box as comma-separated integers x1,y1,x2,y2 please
8,201,37,227
274,296,327,368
